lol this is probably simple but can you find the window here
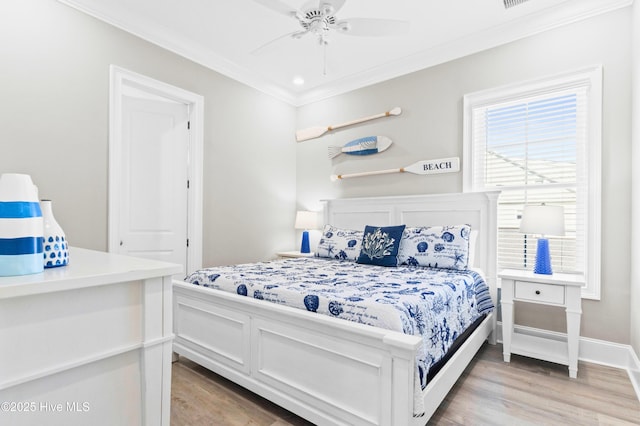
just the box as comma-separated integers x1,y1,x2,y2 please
463,66,602,299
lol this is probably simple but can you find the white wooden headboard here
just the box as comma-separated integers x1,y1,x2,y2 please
322,191,500,300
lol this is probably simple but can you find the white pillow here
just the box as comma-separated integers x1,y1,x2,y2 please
315,225,363,261
398,224,471,270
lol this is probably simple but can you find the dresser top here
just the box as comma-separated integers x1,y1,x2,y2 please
0,247,182,299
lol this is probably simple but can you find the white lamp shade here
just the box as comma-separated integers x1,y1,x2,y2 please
519,205,565,236
294,211,317,230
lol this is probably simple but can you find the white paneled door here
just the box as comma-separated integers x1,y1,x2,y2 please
118,95,189,269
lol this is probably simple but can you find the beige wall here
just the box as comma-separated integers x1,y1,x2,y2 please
297,9,632,344
0,0,297,268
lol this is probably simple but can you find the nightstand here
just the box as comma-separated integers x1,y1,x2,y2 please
499,269,584,378
276,251,315,258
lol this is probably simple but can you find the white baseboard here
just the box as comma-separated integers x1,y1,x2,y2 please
629,348,640,401
496,321,640,402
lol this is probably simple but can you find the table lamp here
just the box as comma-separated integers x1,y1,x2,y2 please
519,204,565,275
295,211,317,254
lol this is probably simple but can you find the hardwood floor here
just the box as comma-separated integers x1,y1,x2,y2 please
171,357,312,426
171,343,640,425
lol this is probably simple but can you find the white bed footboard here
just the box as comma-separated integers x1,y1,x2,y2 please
173,281,422,425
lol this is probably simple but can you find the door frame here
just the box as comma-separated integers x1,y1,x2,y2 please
108,65,204,274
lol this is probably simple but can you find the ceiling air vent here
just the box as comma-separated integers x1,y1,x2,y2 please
504,0,530,8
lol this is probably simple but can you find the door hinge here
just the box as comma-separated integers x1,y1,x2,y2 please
187,179,190,189
186,238,189,248
187,121,191,130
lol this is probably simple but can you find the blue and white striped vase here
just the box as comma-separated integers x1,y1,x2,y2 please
0,173,44,276
40,199,68,268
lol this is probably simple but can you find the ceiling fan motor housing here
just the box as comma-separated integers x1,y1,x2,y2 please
302,8,336,28
504,0,530,9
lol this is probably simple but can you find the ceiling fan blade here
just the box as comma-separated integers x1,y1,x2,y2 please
337,18,410,37
252,0,298,18
250,30,308,56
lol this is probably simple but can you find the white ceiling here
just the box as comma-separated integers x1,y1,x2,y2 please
59,0,630,105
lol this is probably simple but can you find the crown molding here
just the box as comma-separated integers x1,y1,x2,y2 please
295,0,633,105
57,0,298,105
58,0,632,106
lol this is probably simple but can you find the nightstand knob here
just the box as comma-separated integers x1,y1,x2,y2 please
535,290,541,295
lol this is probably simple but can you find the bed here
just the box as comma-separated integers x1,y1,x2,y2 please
172,191,500,425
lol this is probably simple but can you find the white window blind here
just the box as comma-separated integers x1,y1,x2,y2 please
463,67,602,299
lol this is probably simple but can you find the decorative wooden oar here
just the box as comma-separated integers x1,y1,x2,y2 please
330,157,460,181
296,107,402,142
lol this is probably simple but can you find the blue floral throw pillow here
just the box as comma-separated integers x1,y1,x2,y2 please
315,225,363,261
356,225,406,267
397,224,471,270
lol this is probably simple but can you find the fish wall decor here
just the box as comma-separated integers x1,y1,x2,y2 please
328,136,393,159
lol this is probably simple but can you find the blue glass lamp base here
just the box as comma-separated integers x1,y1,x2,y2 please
534,238,553,275
300,230,311,254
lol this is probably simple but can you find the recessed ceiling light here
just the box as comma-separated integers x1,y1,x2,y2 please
292,76,305,86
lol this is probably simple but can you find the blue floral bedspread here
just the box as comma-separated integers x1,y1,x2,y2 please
184,257,494,392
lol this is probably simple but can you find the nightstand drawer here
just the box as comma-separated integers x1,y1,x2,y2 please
514,281,565,304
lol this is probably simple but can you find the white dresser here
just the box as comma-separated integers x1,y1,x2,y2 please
0,247,181,425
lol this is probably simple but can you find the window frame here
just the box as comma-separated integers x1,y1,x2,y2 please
463,66,602,299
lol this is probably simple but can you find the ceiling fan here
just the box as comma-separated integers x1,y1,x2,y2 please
251,0,410,56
